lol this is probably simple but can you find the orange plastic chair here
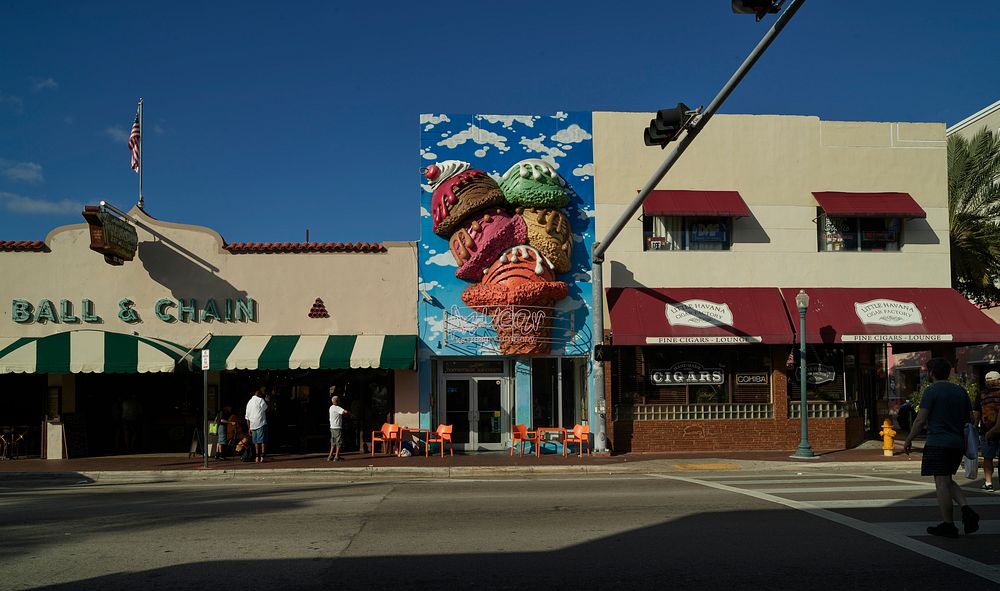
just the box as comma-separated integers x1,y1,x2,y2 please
511,424,539,457
371,423,400,456
426,424,453,457
563,424,590,457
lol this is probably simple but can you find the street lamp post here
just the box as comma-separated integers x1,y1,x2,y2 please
792,289,815,458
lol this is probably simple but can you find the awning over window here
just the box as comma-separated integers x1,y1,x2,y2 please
812,192,926,218
778,288,1000,345
202,334,416,371
0,330,192,374
607,288,794,345
642,190,752,218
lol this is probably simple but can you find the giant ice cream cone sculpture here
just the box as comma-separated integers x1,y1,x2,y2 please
461,245,567,355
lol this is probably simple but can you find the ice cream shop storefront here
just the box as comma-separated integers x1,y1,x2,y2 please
416,112,597,452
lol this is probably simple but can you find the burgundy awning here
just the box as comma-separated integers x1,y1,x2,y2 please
607,288,794,345
642,190,752,218
779,288,1000,345
812,192,926,218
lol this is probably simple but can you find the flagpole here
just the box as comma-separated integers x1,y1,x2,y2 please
138,97,144,210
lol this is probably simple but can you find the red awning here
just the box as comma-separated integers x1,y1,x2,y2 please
812,192,926,218
642,190,752,218
779,288,1000,345
607,288,794,345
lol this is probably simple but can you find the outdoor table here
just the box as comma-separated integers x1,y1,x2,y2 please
535,427,567,457
400,426,431,456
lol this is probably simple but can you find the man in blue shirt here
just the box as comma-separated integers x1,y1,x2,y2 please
904,358,979,537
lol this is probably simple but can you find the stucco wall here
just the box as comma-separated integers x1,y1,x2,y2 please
1,209,417,347
592,113,950,324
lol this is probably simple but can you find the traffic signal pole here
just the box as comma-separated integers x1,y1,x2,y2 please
590,0,805,454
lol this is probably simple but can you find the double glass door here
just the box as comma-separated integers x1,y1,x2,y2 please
443,376,506,451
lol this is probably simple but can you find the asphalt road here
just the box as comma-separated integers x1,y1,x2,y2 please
1,467,998,590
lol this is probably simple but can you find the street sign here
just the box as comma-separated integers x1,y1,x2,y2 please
201,350,210,370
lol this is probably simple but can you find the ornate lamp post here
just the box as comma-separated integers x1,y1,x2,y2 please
792,289,815,458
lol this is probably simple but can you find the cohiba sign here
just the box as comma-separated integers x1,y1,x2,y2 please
82,205,138,266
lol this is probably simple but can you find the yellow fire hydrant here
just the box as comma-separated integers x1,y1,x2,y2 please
879,418,896,457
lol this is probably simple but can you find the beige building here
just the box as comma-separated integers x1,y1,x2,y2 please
0,208,418,457
591,113,1000,452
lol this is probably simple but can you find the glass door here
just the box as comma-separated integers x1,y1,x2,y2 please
442,375,508,451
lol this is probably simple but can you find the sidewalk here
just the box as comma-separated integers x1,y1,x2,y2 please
0,439,927,482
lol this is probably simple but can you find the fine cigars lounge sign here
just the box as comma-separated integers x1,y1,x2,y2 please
82,205,138,266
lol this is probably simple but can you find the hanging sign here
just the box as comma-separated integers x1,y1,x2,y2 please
82,205,138,266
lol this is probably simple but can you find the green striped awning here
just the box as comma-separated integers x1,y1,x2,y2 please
0,330,192,374
202,334,416,371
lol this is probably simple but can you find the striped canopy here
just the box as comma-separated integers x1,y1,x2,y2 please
202,334,416,371
0,330,191,374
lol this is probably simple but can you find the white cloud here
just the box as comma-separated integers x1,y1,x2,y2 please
572,270,592,282
425,251,457,267
480,115,535,129
0,91,24,113
519,135,566,164
418,280,442,292
0,191,81,215
551,124,592,144
551,112,568,121
105,126,129,142
0,159,44,184
576,206,595,220
420,148,438,160
573,163,594,178
153,124,165,135
474,148,488,158
438,124,510,153
557,297,587,313
31,77,58,92
420,114,451,131
420,206,430,218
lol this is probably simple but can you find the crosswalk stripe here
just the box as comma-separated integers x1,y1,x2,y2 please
751,485,931,493
879,520,1000,536
810,498,1000,509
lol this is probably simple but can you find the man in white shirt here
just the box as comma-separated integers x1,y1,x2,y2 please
327,388,349,462
245,388,268,463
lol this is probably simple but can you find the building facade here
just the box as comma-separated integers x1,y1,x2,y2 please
592,113,1000,452
0,209,417,457
417,113,596,452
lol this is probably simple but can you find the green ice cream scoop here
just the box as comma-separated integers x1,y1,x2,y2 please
499,159,570,208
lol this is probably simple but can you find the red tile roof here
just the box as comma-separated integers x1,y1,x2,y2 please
0,240,50,252
223,241,386,254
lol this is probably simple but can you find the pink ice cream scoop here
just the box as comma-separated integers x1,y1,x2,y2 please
450,208,528,281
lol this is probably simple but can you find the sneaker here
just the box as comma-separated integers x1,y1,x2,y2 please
961,506,980,535
926,522,959,538
983,482,995,492
335,457,345,462
326,456,333,462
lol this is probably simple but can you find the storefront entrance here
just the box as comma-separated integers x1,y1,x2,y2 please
442,376,508,451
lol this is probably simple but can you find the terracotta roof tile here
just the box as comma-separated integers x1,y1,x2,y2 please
0,240,50,252
223,241,386,254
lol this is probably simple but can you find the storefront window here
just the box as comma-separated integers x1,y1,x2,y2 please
643,216,731,251
819,213,900,252
532,358,586,428
787,346,846,402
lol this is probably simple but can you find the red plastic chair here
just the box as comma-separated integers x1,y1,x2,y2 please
426,424,453,457
563,424,590,457
511,424,539,457
371,423,400,456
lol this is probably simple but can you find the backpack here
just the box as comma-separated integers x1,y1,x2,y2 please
981,388,1000,434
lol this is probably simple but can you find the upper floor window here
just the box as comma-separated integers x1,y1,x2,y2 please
643,216,732,251
819,213,901,252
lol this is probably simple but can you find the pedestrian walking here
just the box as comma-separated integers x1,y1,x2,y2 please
903,357,980,537
327,387,349,462
973,370,1000,492
245,388,268,463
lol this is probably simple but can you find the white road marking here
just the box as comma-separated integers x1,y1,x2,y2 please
878,521,1000,536
810,498,1000,509
650,473,1000,584
752,485,931,493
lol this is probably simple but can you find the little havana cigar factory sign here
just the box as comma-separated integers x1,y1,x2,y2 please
843,298,951,342
646,300,762,344
10,297,258,325
650,362,724,386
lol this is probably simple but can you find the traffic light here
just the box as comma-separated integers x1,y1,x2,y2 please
593,344,617,362
643,103,691,148
732,0,782,21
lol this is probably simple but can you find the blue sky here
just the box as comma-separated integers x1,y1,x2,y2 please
1,1,997,244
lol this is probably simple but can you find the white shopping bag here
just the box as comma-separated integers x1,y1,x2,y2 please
963,424,979,480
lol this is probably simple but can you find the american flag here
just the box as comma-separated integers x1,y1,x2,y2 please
128,111,141,172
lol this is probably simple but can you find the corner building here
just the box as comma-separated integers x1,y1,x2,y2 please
0,211,417,457
593,113,1000,452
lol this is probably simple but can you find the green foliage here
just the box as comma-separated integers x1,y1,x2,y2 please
948,128,1000,306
